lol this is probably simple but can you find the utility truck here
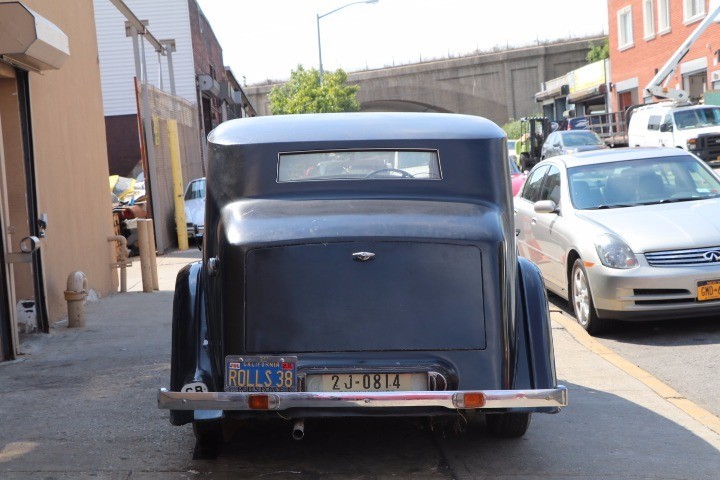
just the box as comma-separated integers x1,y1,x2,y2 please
627,5,720,164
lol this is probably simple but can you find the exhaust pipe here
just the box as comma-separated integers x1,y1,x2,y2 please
292,419,305,441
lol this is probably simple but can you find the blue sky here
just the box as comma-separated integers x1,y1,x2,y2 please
196,0,609,85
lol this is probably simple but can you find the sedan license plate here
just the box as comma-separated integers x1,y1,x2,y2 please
306,372,427,392
698,280,720,302
225,356,297,392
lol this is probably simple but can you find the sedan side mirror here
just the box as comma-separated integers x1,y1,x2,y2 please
534,200,558,214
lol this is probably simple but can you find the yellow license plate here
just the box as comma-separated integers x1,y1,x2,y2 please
306,373,427,392
698,280,720,301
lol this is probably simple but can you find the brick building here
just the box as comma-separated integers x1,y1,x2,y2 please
608,0,720,112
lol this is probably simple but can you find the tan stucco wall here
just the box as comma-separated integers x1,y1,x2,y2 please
1,0,116,322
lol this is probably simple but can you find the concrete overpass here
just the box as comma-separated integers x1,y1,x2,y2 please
244,36,604,126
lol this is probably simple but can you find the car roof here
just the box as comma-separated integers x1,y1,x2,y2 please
636,102,719,112
537,147,692,168
208,112,505,145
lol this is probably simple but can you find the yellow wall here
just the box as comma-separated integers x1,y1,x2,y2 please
1,0,116,322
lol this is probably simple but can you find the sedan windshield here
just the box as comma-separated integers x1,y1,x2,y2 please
184,178,205,201
673,107,720,130
568,155,720,209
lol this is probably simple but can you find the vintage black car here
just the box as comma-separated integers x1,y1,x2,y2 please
158,112,567,454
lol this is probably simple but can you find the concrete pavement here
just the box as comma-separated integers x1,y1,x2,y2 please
0,249,719,479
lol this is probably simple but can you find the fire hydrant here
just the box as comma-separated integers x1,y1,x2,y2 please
64,271,88,328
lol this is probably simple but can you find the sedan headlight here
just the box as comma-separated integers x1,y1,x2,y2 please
594,234,638,269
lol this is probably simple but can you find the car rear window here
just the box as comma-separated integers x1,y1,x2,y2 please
277,150,441,182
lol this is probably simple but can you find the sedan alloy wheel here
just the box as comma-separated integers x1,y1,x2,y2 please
570,259,606,335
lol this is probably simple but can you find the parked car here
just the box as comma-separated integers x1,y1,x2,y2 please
566,117,589,130
509,157,526,195
514,147,720,334
158,112,567,455
541,130,607,159
183,177,205,241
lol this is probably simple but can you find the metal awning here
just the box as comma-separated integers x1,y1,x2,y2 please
535,84,569,102
567,84,607,104
0,2,69,71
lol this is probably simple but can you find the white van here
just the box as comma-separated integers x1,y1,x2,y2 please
627,102,720,163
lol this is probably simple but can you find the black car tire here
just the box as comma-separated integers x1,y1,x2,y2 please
486,412,532,438
570,259,608,335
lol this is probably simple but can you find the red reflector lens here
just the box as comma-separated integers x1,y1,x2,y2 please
464,393,485,408
248,395,269,410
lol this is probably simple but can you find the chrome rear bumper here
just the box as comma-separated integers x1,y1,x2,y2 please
158,386,568,411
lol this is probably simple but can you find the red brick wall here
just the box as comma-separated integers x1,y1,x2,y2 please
188,0,225,129
609,0,720,110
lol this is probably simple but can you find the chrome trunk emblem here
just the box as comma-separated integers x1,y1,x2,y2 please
352,251,375,261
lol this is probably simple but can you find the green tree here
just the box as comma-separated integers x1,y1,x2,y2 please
502,118,522,139
587,39,609,63
268,65,360,114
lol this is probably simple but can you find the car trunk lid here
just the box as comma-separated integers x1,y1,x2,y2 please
244,241,486,353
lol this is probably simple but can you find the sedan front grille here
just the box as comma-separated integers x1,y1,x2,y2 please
645,246,720,267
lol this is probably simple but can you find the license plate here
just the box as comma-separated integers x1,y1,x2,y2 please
698,280,720,301
306,372,427,392
225,356,297,392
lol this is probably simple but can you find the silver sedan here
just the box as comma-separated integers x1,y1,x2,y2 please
513,147,720,334
183,177,205,240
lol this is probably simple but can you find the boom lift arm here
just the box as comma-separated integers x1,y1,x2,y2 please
645,5,720,101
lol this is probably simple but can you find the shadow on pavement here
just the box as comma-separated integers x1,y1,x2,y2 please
438,382,720,479
1,287,719,478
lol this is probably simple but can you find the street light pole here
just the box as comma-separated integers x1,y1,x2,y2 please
316,0,378,81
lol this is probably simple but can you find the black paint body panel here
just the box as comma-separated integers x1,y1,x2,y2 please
168,113,559,424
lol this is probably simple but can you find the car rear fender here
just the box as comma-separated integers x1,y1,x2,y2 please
169,261,217,425
512,257,558,396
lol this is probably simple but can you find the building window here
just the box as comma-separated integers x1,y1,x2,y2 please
657,0,670,33
643,0,655,38
618,6,634,50
683,0,705,23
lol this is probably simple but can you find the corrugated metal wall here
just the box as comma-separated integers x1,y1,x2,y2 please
94,0,196,116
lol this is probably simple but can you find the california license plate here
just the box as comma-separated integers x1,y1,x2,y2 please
224,356,297,392
305,372,427,392
698,280,720,301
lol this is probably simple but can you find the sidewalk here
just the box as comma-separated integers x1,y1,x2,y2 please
0,250,718,479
